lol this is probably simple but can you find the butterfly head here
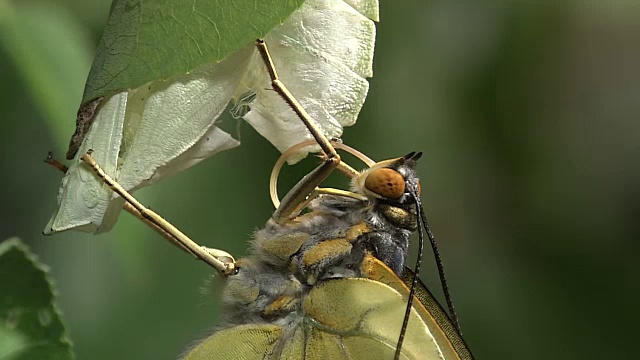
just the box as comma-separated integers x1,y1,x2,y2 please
352,152,423,230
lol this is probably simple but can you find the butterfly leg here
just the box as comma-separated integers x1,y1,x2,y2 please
255,39,344,222
46,152,179,249
80,150,236,275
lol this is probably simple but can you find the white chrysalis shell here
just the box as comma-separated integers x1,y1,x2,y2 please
46,0,379,234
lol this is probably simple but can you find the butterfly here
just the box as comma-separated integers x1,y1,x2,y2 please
77,39,474,360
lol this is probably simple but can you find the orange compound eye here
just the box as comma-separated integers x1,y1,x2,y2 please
364,168,406,199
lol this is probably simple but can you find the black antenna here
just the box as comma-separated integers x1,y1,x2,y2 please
394,190,462,359
394,190,425,360
420,198,461,332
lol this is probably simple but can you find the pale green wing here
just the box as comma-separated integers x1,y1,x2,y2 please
361,254,474,360
183,278,445,360
182,325,283,360
302,278,446,360
400,270,474,360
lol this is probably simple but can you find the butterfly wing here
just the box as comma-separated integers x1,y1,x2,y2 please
401,271,474,360
181,324,283,360
361,255,474,360
183,263,457,359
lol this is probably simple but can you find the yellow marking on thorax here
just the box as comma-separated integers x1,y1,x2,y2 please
260,232,309,261
302,239,352,268
344,221,372,242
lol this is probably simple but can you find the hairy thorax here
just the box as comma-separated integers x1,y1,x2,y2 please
220,194,417,328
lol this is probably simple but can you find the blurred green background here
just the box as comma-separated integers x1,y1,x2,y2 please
1,0,639,359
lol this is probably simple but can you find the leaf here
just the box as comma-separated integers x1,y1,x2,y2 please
81,0,307,104
46,0,379,234
0,238,73,360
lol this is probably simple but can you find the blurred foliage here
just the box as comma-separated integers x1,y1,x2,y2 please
0,238,73,359
1,0,639,359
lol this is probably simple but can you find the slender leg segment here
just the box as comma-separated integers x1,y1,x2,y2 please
255,40,338,158
46,152,194,256
81,151,236,275
255,40,346,222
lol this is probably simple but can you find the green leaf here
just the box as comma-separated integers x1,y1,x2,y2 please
0,238,73,360
82,0,306,104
